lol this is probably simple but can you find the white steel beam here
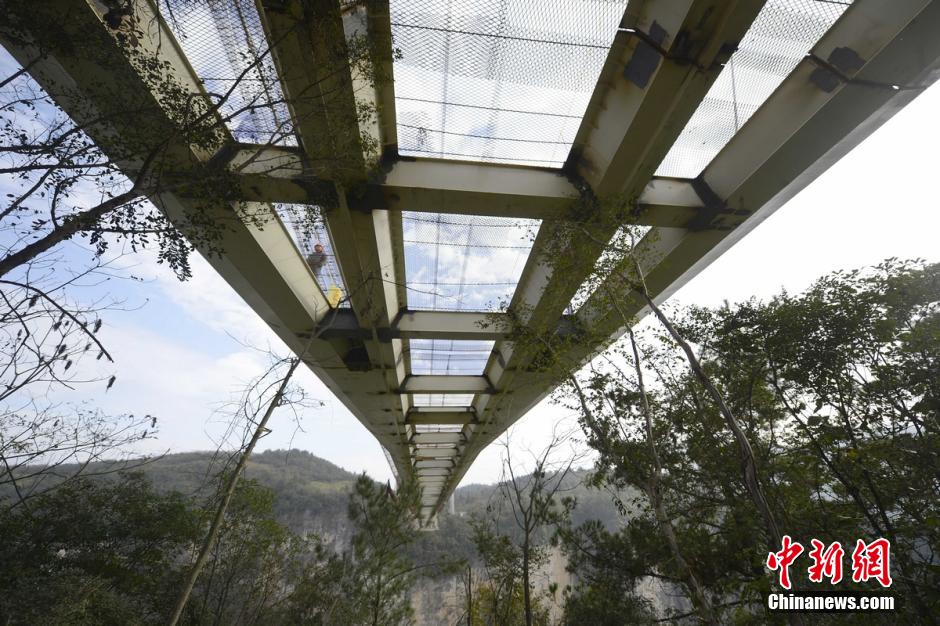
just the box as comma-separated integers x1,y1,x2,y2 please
316,309,512,341
396,310,509,340
226,145,330,205
635,179,716,228
366,0,397,152
412,433,465,445
373,159,578,219
415,447,460,458
257,0,378,179
403,376,493,394
405,407,476,426
572,2,764,195
225,146,708,225
419,480,448,488
406,410,476,426
259,0,414,477
408,406,476,413
414,460,454,470
416,468,452,477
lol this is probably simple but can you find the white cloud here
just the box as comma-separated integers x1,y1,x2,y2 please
147,252,279,346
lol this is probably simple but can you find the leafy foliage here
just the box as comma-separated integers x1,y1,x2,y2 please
562,260,940,623
0,472,198,624
278,475,421,625
0,467,422,625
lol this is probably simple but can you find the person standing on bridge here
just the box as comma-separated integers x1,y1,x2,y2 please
306,243,328,277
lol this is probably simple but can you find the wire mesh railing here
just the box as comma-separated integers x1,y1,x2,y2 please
391,0,629,167
275,204,350,308
159,0,296,145
410,339,495,375
656,0,852,178
403,211,541,312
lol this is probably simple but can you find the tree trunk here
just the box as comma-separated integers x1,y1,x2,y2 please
166,357,301,626
637,289,783,549
522,538,532,626
372,572,382,626
0,188,141,278
634,288,806,626
628,329,718,625
466,565,472,626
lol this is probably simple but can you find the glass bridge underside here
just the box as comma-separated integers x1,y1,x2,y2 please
162,0,856,519
156,0,851,431
16,0,917,522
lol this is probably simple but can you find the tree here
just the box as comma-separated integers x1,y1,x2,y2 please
347,475,422,626
503,217,801,621
168,352,304,624
567,328,718,624
469,430,580,626
556,519,655,625
469,517,530,626
0,401,154,510
0,251,154,507
1,12,239,282
564,338,778,620
184,478,303,625
0,468,323,625
558,259,939,623
0,472,200,624
679,259,939,621
276,541,364,625
279,474,422,626
0,256,119,403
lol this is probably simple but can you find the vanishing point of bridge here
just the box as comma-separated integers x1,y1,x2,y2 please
3,0,939,521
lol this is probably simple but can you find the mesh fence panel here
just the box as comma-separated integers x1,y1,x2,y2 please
159,0,296,145
410,339,495,375
391,0,629,166
403,212,540,311
412,393,476,406
413,424,465,433
276,204,350,308
656,0,852,178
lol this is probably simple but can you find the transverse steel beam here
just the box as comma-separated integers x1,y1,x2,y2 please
403,376,493,395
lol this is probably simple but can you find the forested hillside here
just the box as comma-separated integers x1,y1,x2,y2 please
0,448,632,625
143,449,361,550
1,448,626,566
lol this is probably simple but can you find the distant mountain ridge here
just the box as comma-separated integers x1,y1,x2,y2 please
3,448,625,532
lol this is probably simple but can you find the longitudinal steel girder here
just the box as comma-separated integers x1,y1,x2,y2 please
3,0,939,522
